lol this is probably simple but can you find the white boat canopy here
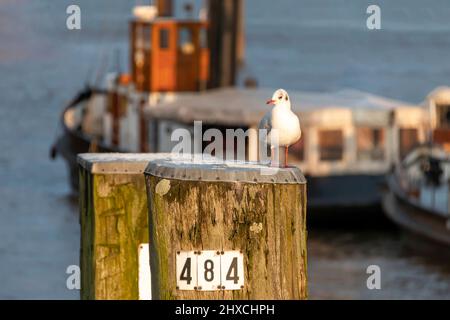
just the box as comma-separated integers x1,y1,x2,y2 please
144,87,420,127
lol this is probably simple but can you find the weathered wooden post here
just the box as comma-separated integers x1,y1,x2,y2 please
144,159,308,299
78,153,173,300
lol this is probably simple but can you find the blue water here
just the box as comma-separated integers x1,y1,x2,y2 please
0,0,449,299
245,0,450,103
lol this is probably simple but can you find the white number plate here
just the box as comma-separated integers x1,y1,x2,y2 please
176,250,245,291
220,251,245,290
176,251,198,290
197,251,221,291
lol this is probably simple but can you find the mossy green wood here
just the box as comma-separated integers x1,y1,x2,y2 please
79,167,149,300
146,175,307,300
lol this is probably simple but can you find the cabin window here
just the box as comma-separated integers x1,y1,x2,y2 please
135,25,144,49
357,128,385,161
436,104,450,128
142,26,152,50
399,128,419,159
134,26,145,69
178,28,195,54
319,129,343,161
136,24,151,50
199,28,208,49
159,28,170,49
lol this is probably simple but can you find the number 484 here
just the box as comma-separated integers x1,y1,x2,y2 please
176,250,245,291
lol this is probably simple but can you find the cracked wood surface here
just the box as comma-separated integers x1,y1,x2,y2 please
80,168,149,300
146,175,307,300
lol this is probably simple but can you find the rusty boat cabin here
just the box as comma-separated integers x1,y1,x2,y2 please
130,17,209,93
102,12,211,151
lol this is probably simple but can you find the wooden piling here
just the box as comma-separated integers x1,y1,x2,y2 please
78,153,173,300
144,159,308,300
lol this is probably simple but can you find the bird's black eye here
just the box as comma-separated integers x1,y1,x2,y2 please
278,96,283,100
285,96,289,101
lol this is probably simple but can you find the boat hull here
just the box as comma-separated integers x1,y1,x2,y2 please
51,87,116,191
382,175,450,247
307,174,386,226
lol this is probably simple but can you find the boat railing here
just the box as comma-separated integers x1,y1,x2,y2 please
402,144,450,169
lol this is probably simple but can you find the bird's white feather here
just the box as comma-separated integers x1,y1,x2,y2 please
259,89,302,147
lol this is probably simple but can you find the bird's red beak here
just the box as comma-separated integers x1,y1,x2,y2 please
266,99,275,105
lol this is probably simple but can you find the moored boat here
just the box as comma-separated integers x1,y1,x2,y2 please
382,87,450,246
51,87,116,191
143,87,425,217
52,0,239,190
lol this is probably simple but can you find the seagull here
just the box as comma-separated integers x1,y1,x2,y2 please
259,89,301,168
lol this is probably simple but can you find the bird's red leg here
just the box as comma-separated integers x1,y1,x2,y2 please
285,146,288,168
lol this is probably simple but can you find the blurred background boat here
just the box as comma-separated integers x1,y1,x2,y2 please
51,0,238,189
144,87,427,222
383,87,450,246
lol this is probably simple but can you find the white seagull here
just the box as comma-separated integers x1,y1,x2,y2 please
259,89,302,167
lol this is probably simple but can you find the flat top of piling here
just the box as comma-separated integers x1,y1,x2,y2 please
144,158,306,184
77,153,177,174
